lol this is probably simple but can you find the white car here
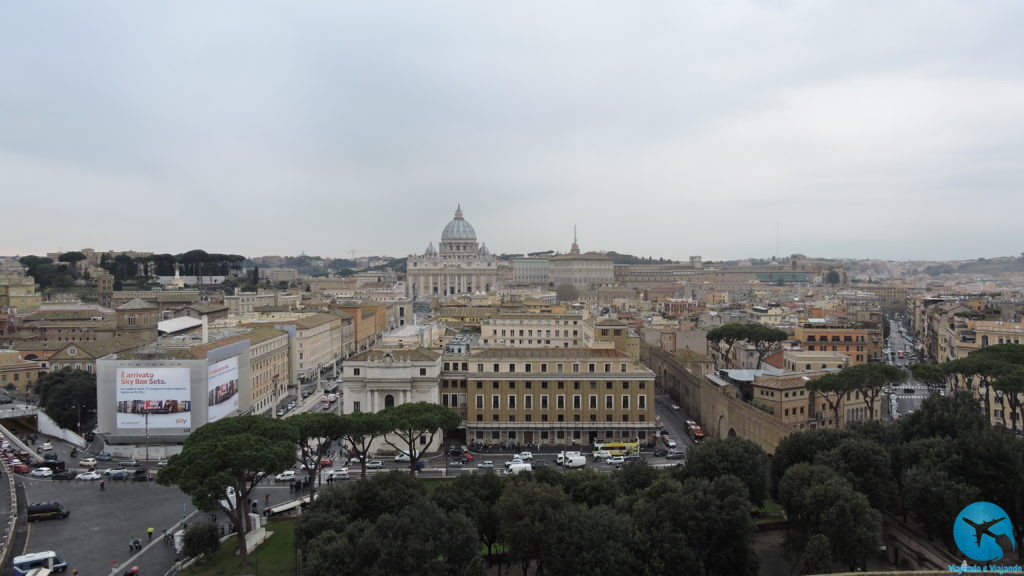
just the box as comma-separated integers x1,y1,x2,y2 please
275,470,296,482
477,460,495,470
326,468,350,481
40,442,53,451
365,460,384,469
504,457,523,467
606,456,625,467
665,438,678,448
31,467,53,477
594,450,612,461
79,457,97,468
394,452,416,462
103,467,127,476
516,451,533,461
76,471,102,481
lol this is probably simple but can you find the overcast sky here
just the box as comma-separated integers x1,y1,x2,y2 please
3,2,1022,262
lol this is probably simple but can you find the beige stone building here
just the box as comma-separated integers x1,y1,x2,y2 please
479,313,585,348
548,238,614,290
0,350,42,395
0,271,42,311
405,206,501,298
447,348,656,448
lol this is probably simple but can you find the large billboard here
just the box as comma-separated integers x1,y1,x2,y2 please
116,368,191,429
207,357,240,423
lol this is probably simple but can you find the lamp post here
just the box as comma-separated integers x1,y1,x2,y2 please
145,412,150,463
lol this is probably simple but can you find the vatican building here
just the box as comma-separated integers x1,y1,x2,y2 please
406,206,501,298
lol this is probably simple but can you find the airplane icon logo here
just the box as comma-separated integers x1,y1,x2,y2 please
962,516,1005,547
954,502,1015,562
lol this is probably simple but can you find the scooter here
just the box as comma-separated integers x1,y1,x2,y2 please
70,448,78,458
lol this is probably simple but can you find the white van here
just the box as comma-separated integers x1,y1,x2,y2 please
564,455,587,469
556,451,581,465
505,462,533,475
12,551,67,575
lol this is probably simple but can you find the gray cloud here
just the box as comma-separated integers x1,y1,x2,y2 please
2,1,1023,261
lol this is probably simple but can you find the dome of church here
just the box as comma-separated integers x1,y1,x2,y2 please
425,242,437,255
441,205,477,242
479,243,489,256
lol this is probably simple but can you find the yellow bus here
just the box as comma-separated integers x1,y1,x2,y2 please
593,440,640,457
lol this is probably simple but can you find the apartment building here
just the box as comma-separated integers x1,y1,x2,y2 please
0,272,42,311
479,313,584,348
792,320,882,365
446,348,656,448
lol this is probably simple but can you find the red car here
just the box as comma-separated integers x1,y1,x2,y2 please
12,463,30,473
320,458,333,467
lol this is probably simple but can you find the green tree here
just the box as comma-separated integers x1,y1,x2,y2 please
181,522,220,561
679,475,760,576
680,436,769,506
33,368,96,431
380,402,460,474
497,480,569,575
814,437,894,510
554,283,579,302
543,505,641,576
305,500,484,576
841,363,907,421
902,466,979,551
798,533,833,575
337,411,390,478
561,468,620,508
770,428,852,499
431,471,505,558
291,412,348,497
824,270,841,285
157,416,297,566
909,363,947,392
705,323,787,369
57,251,87,278
805,372,857,427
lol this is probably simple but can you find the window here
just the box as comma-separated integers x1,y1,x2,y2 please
541,364,548,372
509,396,516,410
509,364,516,373
620,363,627,372
638,396,646,410
573,395,581,409
476,395,483,409
588,363,595,372
476,382,483,389
419,368,427,376
621,395,630,410
589,395,597,409
541,395,549,409
557,395,565,410
605,394,614,409
492,395,500,410
353,401,361,412
353,368,360,376
525,395,533,409
494,364,500,372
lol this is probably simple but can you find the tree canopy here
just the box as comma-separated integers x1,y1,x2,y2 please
157,416,297,566
706,323,788,369
34,368,96,431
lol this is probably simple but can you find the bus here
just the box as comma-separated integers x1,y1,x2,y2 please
897,350,905,359
593,441,640,457
685,420,705,443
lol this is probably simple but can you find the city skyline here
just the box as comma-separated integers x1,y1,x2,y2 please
3,2,1023,261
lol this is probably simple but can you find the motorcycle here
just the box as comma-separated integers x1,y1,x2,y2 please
70,448,78,458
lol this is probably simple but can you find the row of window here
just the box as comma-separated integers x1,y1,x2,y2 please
458,393,647,411
475,413,645,422
472,430,639,441
453,381,646,391
442,362,631,373
806,334,866,342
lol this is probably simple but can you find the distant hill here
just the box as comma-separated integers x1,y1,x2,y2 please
925,255,1024,276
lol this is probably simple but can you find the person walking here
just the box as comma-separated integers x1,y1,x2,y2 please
100,479,105,491
264,493,270,507
146,526,154,540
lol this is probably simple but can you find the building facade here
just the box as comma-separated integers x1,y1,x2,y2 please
405,206,501,298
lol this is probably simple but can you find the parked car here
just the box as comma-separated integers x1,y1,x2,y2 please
516,451,533,461
96,452,113,461
39,442,53,451
394,452,415,463
107,470,131,481
11,463,30,473
119,459,139,467
43,452,58,461
665,451,686,460
276,408,286,417
665,438,677,448
533,460,550,468
103,467,127,476
31,467,53,477
79,457,97,468
51,470,76,481
320,458,333,467
477,460,495,470
132,469,154,481
653,448,668,457
606,456,625,467
156,460,169,467
448,459,465,468
75,471,102,481
275,470,296,482
365,460,384,469
594,450,612,461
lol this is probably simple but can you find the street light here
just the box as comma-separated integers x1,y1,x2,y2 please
145,412,150,463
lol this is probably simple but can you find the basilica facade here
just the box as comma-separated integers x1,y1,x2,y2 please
406,206,500,298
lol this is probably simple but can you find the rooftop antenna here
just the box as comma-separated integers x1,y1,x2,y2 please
776,222,780,261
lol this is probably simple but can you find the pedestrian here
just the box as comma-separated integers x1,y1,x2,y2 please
264,493,270,506
100,479,105,491
128,537,135,552
147,526,154,540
